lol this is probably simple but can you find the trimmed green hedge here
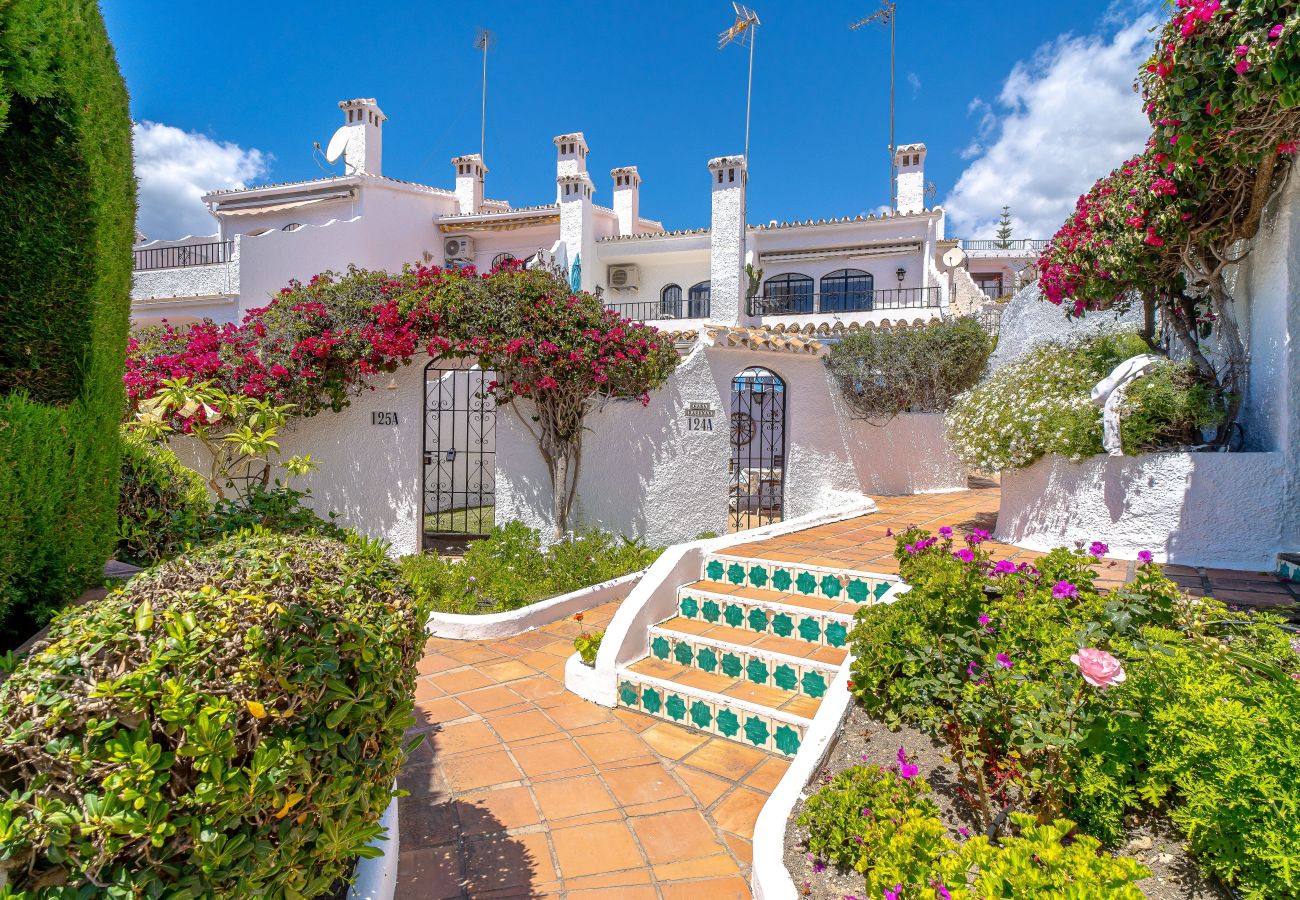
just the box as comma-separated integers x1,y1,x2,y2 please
0,0,135,639
0,531,426,896
117,430,212,567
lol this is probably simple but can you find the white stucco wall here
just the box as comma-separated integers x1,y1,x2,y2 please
988,282,1145,371
997,452,1288,570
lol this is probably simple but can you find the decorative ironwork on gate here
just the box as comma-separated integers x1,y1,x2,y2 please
729,367,786,531
423,364,496,543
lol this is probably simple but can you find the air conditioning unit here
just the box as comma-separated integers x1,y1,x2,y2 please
444,235,475,262
606,263,640,290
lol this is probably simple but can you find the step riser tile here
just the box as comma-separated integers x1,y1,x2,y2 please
647,630,833,702
703,555,894,606
1278,556,1300,583
675,589,850,650
617,677,805,757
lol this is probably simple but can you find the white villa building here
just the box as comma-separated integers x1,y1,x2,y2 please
133,98,1033,551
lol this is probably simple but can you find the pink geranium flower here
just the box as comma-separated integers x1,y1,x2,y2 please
953,548,974,563
897,746,919,780
1071,648,1127,688
1137,550,1154,565
1088,541,1109,558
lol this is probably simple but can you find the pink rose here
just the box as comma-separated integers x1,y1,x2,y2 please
1071,648,1127,688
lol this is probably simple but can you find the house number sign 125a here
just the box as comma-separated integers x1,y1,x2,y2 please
371,411,399,426
686,401,715,432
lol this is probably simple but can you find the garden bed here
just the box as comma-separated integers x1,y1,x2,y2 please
783,704,1227,900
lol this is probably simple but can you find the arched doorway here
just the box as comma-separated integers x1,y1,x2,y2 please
423,362,496,549
729,366,786,531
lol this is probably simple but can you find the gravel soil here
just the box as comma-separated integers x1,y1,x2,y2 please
783,704,1228,900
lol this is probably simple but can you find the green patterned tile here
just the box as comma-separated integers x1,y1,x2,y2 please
642,686,662,715
748,565,769,588
673,640,694,666
619,681,640,707
727,562,747,585
716,708,741,738
798,617,822,643
826,621,848,648
706,559,724,580
795,571,818,595
746,658,769,685
873,581,892,601
696,646,718,673
747,607,769,633
846,578,870,603
721,652,743,678
723,604,744,629
690,700,713,730
651,636,671,660
773,664,797,691
774,724,801,755
702,599,722,623
801,670,827,699
820,574,843,599
771,612,794,638
744,716,770,748
771,569,793,592
680,595,699,618
665,693,688,722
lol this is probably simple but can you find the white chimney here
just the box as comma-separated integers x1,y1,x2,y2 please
553,132,589,201
708,154,748,326
894,142,927,215
452,154,487,214
336,98,385,175
610,166,641,236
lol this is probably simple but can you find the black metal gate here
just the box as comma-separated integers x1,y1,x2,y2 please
423,363,496,545
729,366,786,531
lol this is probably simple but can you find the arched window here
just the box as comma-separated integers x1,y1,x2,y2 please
687,281,711,318
820,269,874,312
491,252,516,269
660,283,682,318
762,273,814,314
281,222,303,232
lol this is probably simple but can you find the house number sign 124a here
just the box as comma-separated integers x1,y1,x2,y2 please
686,402,715,432
371,411,399,426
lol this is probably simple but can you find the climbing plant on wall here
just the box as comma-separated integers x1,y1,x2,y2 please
0,0,135,637
126,262,678,540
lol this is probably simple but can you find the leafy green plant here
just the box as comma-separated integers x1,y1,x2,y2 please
0,530,426,896
825,318,992,422
402,521,660,615
799,765,940,874
116,428,212,566
202,482,345,544
573,626,604,666
0,0,134,641
945,331,1221,471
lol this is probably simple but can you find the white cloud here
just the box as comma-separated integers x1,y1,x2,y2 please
907,71,922,97
943,14,1157,240
133,121,270,240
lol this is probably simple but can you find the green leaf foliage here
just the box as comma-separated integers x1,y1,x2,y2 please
0,531,427,896
0,0,135,640
116,429,212,567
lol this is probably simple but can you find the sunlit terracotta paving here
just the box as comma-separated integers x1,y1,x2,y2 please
396,483,1297,899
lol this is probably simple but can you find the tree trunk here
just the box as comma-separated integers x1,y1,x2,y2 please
549,450,570,541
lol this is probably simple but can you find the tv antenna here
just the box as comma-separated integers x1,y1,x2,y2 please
719,3,761,166
475,28,494,163
850,2,897,211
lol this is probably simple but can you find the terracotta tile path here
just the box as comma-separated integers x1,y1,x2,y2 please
396,482,1297,899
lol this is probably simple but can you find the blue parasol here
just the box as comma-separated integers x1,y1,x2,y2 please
569,254,582,292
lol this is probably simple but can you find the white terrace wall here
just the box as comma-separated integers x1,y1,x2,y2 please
495,344,965,546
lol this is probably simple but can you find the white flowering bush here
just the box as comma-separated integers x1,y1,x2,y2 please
941,330,1154,470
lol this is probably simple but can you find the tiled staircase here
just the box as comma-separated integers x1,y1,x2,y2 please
615,551,898,758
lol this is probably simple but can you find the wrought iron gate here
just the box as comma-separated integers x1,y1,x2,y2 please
729,366,786,531
423,363,496,543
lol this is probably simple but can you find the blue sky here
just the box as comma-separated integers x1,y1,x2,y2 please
103,0,1160,241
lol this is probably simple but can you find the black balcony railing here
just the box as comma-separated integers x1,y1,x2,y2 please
133,240,234,271
961,239,1050,252
604,297,711,322
749,286,941,317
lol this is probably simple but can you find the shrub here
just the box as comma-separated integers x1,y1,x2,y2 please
117,429,212,567
0,0,134,641
825,318,992,422
0,530,426,896
848,529,1300,896
799,765,941,874
945,332,1220,471
402,521,660,615
573,628,604,665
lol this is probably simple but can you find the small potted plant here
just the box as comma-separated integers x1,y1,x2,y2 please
572,613,604,667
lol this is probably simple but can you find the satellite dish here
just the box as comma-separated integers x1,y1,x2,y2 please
324,126,350,165
942,247,967,269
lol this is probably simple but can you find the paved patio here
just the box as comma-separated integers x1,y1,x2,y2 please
396,483,1296,899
